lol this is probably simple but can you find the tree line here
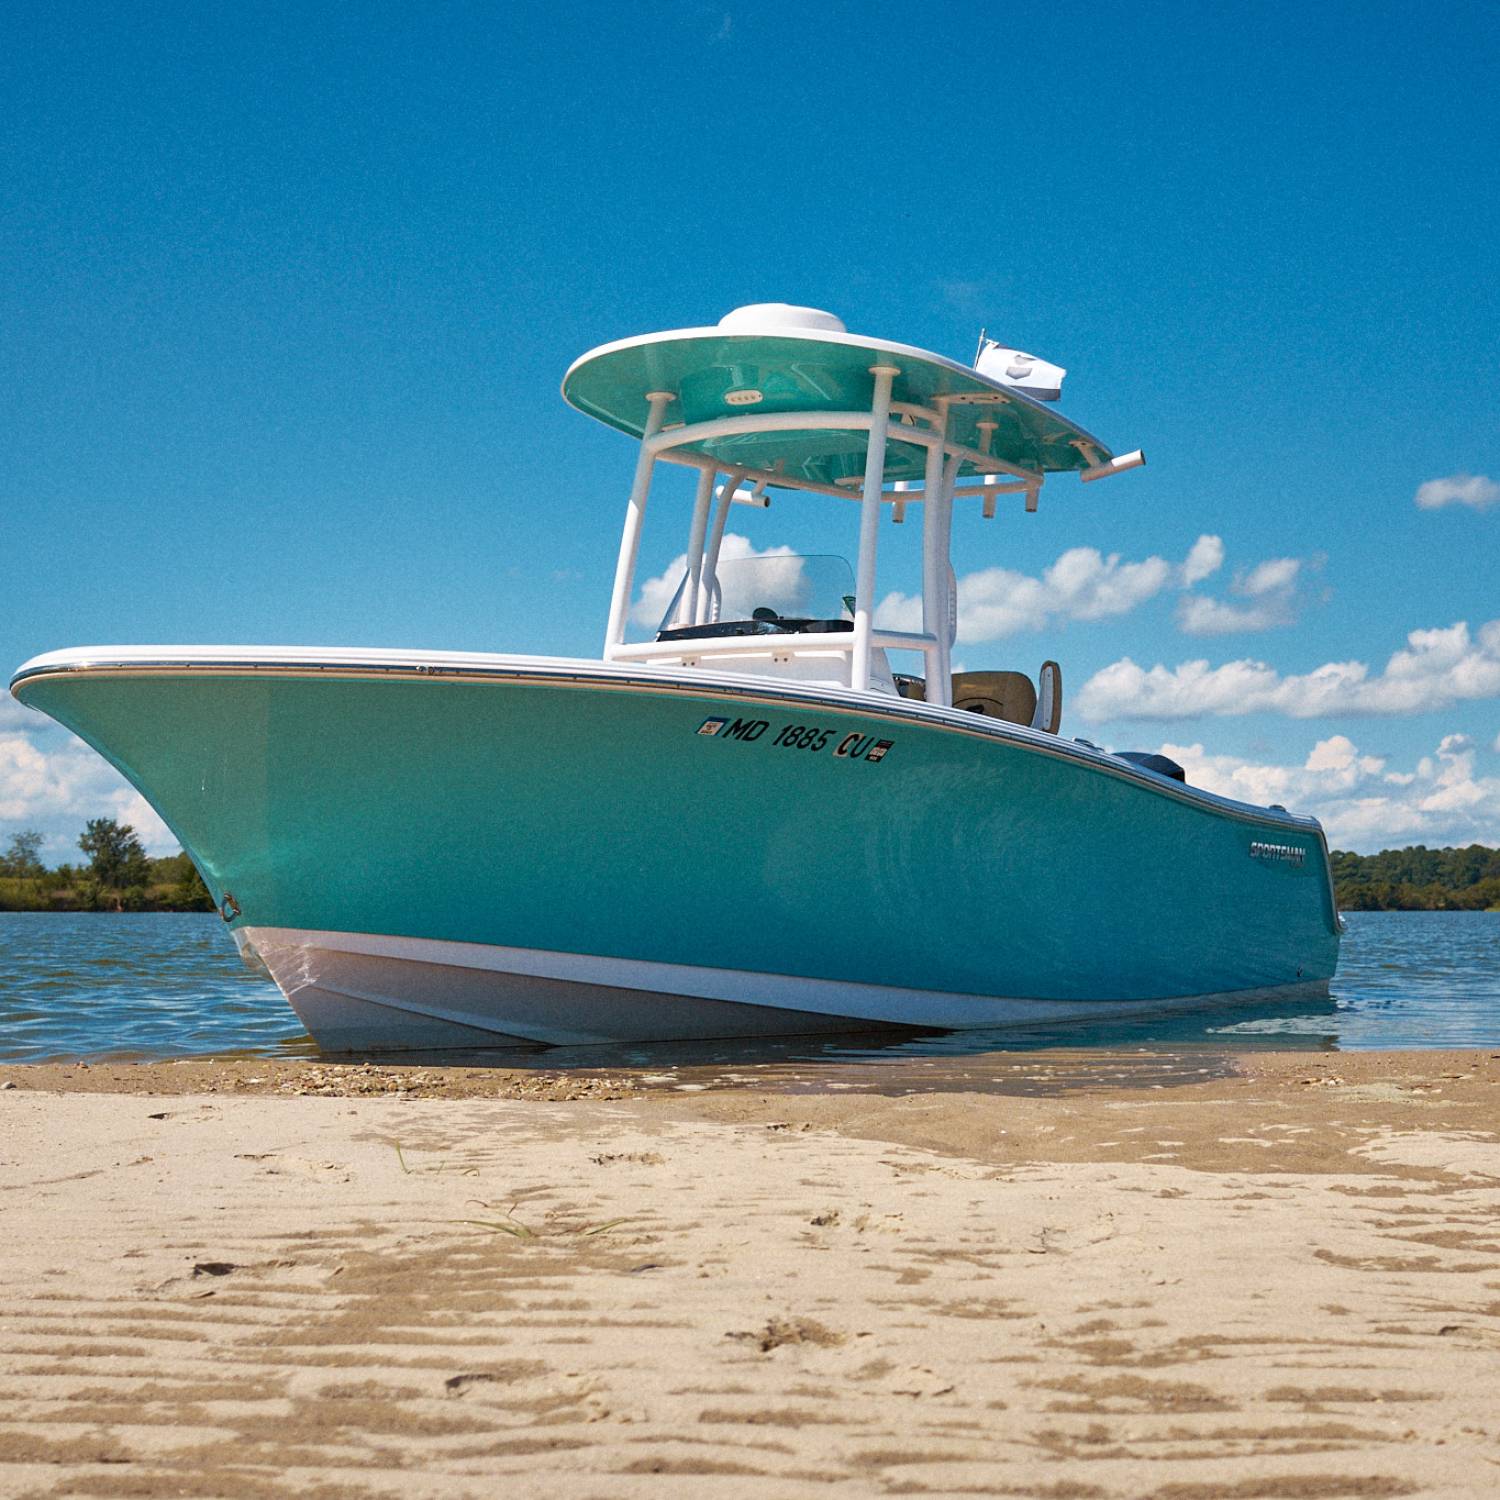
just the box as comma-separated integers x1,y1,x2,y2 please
1329,844,1500,911
0,820,214,912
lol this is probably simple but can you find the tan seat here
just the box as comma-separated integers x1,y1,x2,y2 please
950,661,1063,732
951,671,1037,725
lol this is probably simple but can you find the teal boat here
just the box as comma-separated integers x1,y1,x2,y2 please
9,304,1341,1049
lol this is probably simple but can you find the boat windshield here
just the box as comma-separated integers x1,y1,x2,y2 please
656,554,856,639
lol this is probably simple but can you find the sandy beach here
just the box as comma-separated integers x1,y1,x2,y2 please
2,1048,1499,1497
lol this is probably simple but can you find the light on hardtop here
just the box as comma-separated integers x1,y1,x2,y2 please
717,303,848,334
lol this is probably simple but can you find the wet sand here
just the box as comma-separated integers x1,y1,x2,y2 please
2,1048,1499,1497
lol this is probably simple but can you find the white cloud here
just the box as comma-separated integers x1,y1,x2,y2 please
1157,733,1500,852
1177,594,1294,635
1078,618,1500,722
1415,473,1499,511
669,531,1291,649
1240,557,1301,597
0,715,177,862
1165,734,1382,810
0,694,42,732
1047,548,1173,621
1176,554,1306,636
1179,534,1225,587
877,535,1221,645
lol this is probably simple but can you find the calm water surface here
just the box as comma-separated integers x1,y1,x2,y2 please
0,911,1497,1065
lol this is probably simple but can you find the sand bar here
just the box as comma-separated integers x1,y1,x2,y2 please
2,1048,1499,1497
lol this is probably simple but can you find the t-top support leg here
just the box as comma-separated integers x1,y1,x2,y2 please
699,466,746,624
604,391,674,654
920,401,951,705
851,365,898,693
933,451,963,701
680,466,717,627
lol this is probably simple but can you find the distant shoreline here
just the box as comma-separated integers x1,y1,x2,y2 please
0,848,214,914
5,900,1498,916
0,905,220,914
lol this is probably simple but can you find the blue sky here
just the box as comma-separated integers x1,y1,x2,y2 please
2,0,1497,858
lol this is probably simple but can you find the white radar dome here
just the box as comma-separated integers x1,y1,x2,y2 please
717,303,847,334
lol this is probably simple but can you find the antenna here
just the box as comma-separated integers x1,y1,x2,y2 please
972,327,989,368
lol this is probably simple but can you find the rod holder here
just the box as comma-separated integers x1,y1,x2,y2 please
1080,449,1146,483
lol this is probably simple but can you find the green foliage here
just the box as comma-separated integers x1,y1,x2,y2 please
1332,843,1500,910
0,821,216,911
0,876,50,911
0,829,45,878
78,817,149,891
155,850,215,911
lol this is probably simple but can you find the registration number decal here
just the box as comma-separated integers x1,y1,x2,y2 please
696,717,893,764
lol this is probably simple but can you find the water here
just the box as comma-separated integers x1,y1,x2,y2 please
0,913,309,1063
0,911,1497,1065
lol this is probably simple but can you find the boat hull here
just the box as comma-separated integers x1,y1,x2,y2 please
12,652,1342,1050
234,923,1334,1051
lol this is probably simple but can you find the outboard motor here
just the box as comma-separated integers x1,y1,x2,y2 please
1113,750,1186,783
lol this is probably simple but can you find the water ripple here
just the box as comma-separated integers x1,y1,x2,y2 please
0,910,1496,1063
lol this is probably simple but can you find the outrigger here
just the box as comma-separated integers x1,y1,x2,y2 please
10,303,1341,1049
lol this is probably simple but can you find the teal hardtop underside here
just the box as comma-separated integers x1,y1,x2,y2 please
562,329,1113,489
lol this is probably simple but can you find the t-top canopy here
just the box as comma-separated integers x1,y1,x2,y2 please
562,304,1115,491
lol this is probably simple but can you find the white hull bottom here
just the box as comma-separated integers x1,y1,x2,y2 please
237,925,1332,1052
